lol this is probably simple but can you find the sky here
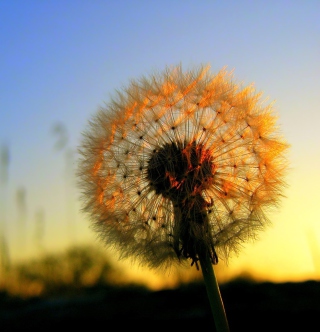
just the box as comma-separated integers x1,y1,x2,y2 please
0,0,320,288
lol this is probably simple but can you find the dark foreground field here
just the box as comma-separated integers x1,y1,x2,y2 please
1,279,319,331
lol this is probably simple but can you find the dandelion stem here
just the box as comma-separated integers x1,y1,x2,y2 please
199,254,230,332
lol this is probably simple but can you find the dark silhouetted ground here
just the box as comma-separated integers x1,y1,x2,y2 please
1,279,319,331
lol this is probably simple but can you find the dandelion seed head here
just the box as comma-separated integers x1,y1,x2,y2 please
77,64,289,270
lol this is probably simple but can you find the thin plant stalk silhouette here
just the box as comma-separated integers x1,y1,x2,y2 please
35,208,45,254
16,186,27,253
0,143,11,278
64,148,77,242
77,64,289,330
306,229,320,278
52,122,77,244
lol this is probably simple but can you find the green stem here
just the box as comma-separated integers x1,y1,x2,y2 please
199,254,230,332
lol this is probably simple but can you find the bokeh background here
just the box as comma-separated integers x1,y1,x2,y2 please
1,0,319,296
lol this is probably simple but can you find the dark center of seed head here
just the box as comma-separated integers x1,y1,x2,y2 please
147,140,215,202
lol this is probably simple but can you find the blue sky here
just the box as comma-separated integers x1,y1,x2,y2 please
1,0,320,285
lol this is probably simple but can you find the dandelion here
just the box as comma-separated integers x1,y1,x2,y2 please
78,64,289,331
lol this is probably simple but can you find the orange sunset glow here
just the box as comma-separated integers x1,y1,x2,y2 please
1,0,319,299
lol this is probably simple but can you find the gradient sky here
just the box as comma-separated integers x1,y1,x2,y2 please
1,1,319,288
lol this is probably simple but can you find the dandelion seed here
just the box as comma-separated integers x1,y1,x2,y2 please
77,64,289,331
